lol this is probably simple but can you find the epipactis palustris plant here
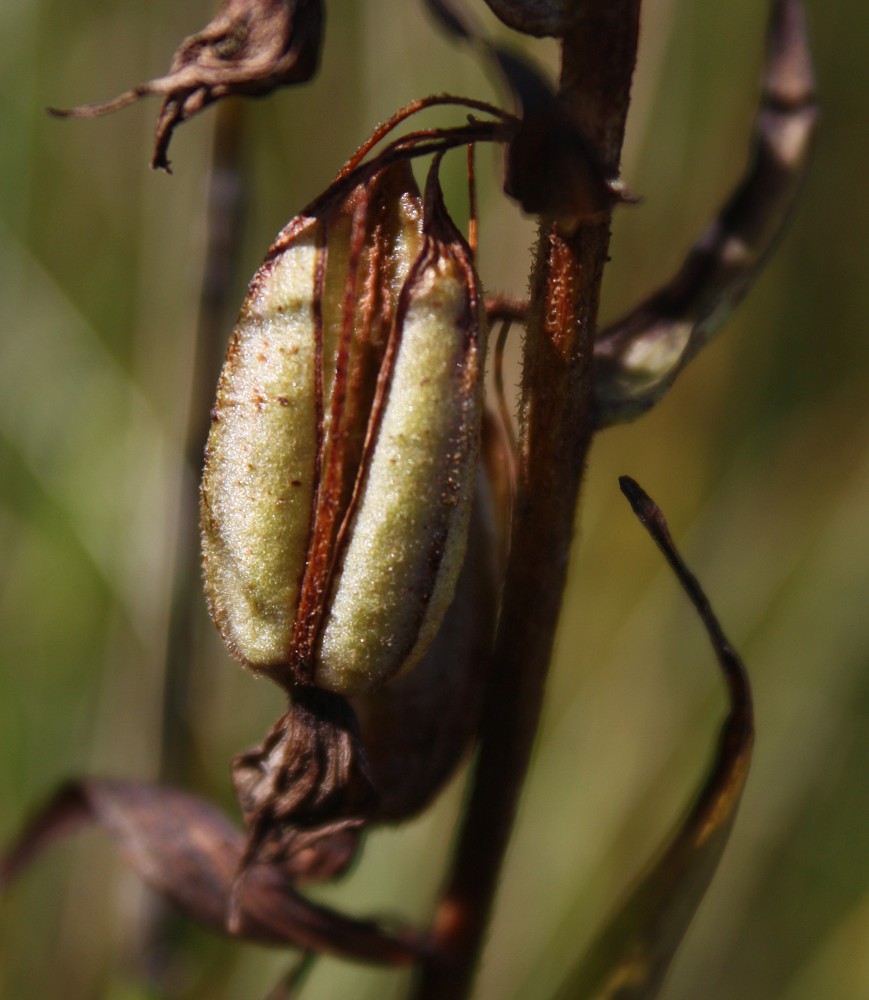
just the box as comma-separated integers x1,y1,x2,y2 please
2,1,817,997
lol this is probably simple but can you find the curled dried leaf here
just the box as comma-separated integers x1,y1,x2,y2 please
49,0,324,170
593,0,817,426
0,779,424,964
553,478,753,1000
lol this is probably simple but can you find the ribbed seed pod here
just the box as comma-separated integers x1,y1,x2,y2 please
352,469,497,819
201,161,487,695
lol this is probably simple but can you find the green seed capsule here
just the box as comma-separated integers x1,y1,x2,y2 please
201,162,486,695
201,221,321,668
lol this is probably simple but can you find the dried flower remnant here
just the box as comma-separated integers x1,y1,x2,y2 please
49,0,324,170
201,157,487,697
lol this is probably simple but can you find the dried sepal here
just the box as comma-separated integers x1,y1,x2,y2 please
553,478,753,1000
49,0,324,170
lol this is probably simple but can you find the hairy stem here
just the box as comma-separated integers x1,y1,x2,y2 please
412,4,641,998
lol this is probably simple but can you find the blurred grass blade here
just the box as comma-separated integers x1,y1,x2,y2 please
554,478,754,1000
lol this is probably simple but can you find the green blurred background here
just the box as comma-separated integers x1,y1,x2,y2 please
1,1,868,997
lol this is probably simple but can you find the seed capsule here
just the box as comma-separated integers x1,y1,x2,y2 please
352,469,497,819
201,161,486,694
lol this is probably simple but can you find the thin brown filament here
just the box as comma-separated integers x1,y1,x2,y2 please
338,94,514,178
467,143,478,259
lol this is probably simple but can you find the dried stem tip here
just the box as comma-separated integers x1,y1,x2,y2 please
50,0,324,170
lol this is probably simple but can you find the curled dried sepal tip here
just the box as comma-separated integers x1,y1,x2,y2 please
49,0,324,170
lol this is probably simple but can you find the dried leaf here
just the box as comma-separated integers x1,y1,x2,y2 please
554,478,754,1000
49,0,324,170
0,778,424,965
593,0,817,426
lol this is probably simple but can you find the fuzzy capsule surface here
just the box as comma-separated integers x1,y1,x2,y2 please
201,222,322,668
201,165,485,694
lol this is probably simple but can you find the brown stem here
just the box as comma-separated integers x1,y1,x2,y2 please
411,4,641,998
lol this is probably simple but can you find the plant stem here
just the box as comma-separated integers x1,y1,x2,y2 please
411,5,641,998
